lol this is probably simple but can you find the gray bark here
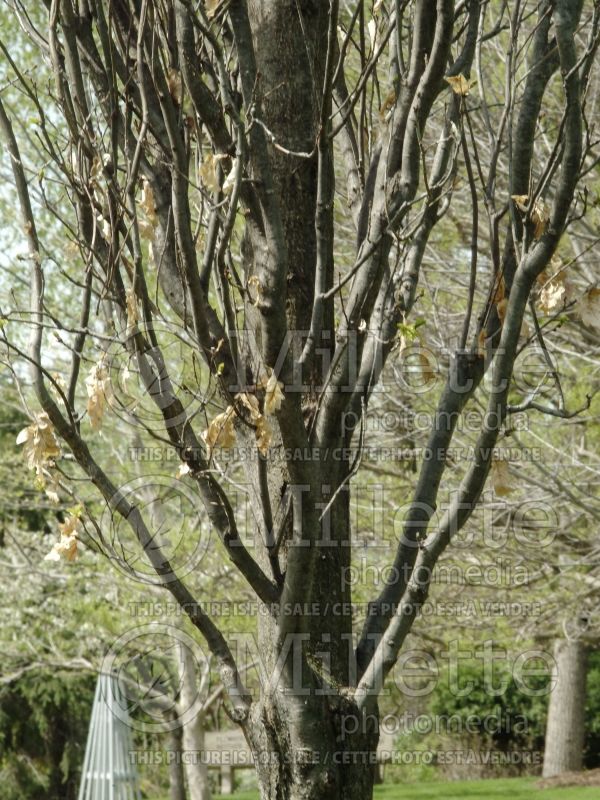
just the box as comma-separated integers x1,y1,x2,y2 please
177,643,212,800
168,719,187,800
542,639,588,778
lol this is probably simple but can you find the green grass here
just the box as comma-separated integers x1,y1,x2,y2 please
209,776,599,800
371,777,599,799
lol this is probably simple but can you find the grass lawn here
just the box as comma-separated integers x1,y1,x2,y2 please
210,777,599,800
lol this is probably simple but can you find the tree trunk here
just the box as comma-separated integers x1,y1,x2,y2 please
177,641,212,800
239,480,378,799
245,693,378,800
542,639,587,777
168,720,187,800
181,713,211,800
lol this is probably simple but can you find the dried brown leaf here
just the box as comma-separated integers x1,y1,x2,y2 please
445,74,476,96
577,286,600,329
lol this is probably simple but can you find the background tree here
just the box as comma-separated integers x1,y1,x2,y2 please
0,376,229,799
1,1,600,799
